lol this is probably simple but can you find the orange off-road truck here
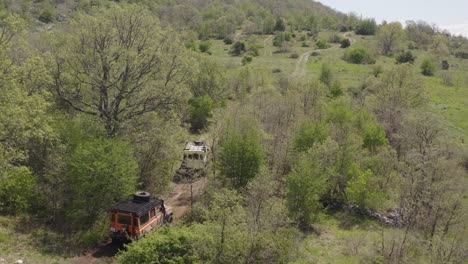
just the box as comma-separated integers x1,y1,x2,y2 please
109,191,173,243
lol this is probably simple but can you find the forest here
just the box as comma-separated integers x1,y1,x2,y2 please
0,0,467,263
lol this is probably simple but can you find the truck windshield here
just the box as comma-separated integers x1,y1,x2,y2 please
118,214,132,225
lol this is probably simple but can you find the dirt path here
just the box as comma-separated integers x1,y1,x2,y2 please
291,51,311,78
164,177,208,221
263,35,274,56
71,178,207,263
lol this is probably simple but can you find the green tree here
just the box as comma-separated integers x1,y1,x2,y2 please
286,154,328,229
294,122,328,152
363,123,388,151
65,138,138,228
188,95,213,132
52,5,191,137
355,18,377,35
218,118,264,189
345,164,384,209
377,22,404,55
319,63,333,87
274,17,286,31
0,167,37,215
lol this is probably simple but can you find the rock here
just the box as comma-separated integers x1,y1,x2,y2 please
15,260,23,264
0,258,5,262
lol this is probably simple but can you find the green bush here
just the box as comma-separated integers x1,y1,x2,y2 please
420,58,436,76
396,51,416,64
230,41,246,56
223,37,233,45
315,39,329,49
0,167,37,215
199,41,211,53
344,46,375,64
328,33,343,43
340,38,351,48
38,7,55,23
241,54,253,65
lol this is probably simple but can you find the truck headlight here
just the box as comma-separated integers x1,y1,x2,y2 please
110,227,116,232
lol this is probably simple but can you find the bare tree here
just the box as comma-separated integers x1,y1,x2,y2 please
52,6,191,137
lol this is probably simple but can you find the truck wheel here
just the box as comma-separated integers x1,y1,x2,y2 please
133,191,151,202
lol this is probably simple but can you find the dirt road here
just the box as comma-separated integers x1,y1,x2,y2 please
291,51,311,78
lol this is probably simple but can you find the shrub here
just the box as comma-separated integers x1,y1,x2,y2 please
341,38,351,48
290,53,299,59
372,64,383,77
396,51,416,64
199,41,211,53
329,33,343,43
311,51,320,56
330,81,343,98
38,7,55,23
344,46,375,64
223,37,233,45
0,167,37,215
315,39,329,49
242,54,253,65
185,40,197,51
230,41,246,56
420,58,436,76
319,63,333,87
301,41,309,47
441,60,450,70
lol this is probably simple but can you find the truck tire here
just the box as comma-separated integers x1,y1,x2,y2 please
133,191,151,202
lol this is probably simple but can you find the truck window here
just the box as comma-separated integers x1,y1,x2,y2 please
140,213,149,226
150,209,156,218
111,213,115,223
194,154,199,160
118,214,131,225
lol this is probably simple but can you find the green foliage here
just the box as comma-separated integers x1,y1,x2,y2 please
363,123,388,151
223,37,233,45
0,167,37,215
274,17,286,31
344,46,375,64
329,33,343,43
241,54,253,65
340,38,351,48
116,226,200,264
315,38,329,49
286,154,328,229
420,58,436,76
65,138,138,228
377,22,403,55
319,63,333,87
372,64,383,77
188,95,213,132
355,18,377,35
38,5,55,23
273,31,292,48
185,39,197,51
294,122,328,152
219,118,264,189
396,51,416,64
345,164,384,209
199,40,211,53
330,81,343,98
230,41,246,56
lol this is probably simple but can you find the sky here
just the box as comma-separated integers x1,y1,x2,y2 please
317,0,468,37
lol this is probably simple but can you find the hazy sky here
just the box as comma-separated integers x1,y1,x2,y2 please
317,0,468,36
